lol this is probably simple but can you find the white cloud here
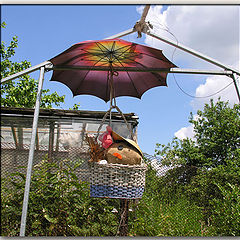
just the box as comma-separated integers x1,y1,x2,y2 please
139,5,239,140
174,113,201,140
136,5,145,15
144,5,239,69
175,68,240,139
191,60,240,109
174,125,194,140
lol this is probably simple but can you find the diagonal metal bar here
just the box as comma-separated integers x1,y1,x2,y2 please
104,28,136,40
140,5,150,23
1,28,136,84
146,31,240,76
1,61,51,84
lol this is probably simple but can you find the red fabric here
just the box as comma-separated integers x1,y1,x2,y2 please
50,38,176,102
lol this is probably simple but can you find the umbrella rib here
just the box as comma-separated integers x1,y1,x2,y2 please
111,42,135,53
95,41,139,65
113,44,137,58
137,51,176,67
113,55,142,99
110,41,116,63
110,41,116,52
131,58,167,84
112,44,141,66
74,56,111,94
95,42,115,63
81,49,111,63
95,41,131,57
114,43,176,67
81,43,115,65
95,41,112,52
51,52,92,79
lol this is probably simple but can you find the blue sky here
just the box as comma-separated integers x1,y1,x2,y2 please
1,5,239,155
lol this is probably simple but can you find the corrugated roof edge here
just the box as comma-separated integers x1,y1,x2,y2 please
0,107,139,123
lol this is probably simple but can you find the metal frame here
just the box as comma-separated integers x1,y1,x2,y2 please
19,66,45,236
1,61,51,84
146,31,240,75
1,5,239,236
145,30,240,103
46,65,234,76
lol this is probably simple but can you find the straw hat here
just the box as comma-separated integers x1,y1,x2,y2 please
111,130,143,157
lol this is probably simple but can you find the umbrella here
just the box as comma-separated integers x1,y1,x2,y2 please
49,38,176,103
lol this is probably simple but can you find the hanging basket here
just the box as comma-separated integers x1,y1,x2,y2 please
89,162,147,199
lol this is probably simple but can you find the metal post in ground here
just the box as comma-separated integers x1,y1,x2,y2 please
48,121,55,161
118,199,130,236
19,66,45,236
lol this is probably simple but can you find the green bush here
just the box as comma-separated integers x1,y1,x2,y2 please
2,154,239,236
153,100,240,236
210,183,240,236
129,191,214,236
128,165,215,237
1,158,119,236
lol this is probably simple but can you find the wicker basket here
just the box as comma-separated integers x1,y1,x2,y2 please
89,162,147,199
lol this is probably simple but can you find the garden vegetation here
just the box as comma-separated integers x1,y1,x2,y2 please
1,22,239,236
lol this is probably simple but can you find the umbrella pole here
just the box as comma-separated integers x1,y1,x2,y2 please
109,69,115,128
109,87,113,127
108,68,131,237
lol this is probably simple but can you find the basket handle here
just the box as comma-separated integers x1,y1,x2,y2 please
95,105,134,141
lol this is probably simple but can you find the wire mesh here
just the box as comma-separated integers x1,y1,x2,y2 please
1,108,138,184
2,107,234,237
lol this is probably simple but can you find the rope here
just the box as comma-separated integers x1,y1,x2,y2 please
114,105,134,140
95,107,113,140
95,65,134,141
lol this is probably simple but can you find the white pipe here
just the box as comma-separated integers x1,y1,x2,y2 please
1,61,51,84
231,73,240,103
48,65,233,76
19,66,45,236
104,28,136,40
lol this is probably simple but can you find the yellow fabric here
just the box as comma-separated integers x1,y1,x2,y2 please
111,130,143,157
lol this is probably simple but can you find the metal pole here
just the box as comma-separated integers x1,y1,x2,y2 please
140,5,150,23
48,65,233,76
109,70,114,127
104,4,149,40
1,61,51,84
19,66,45,237
146,31,240,76
105,28,136,40
231,73,240,104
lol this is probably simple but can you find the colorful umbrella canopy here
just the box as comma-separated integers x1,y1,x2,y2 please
49,38,176,102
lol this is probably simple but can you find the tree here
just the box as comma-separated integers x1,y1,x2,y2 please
1,22,65,109
156,99,240,169
155,99,240,235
